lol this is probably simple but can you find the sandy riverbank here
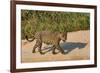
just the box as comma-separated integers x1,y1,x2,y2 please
21,30,90,63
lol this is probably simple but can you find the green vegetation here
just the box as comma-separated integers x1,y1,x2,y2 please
21,10,90,39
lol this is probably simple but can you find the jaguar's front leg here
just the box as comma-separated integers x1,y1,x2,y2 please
52,45,58,54
58,45,65,54
56,40,65,54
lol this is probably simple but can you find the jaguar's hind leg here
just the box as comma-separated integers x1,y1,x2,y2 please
32,39,41,53
32,43,38,53
38,43,45,54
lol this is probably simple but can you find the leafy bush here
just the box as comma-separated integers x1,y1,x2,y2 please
21,10,90,39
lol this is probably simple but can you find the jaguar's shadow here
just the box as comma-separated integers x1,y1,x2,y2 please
60,42,87,54
42,42,87,54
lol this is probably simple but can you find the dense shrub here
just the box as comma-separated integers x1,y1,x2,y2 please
21,10,90,39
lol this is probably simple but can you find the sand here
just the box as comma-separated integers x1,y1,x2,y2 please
21,30,90,63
